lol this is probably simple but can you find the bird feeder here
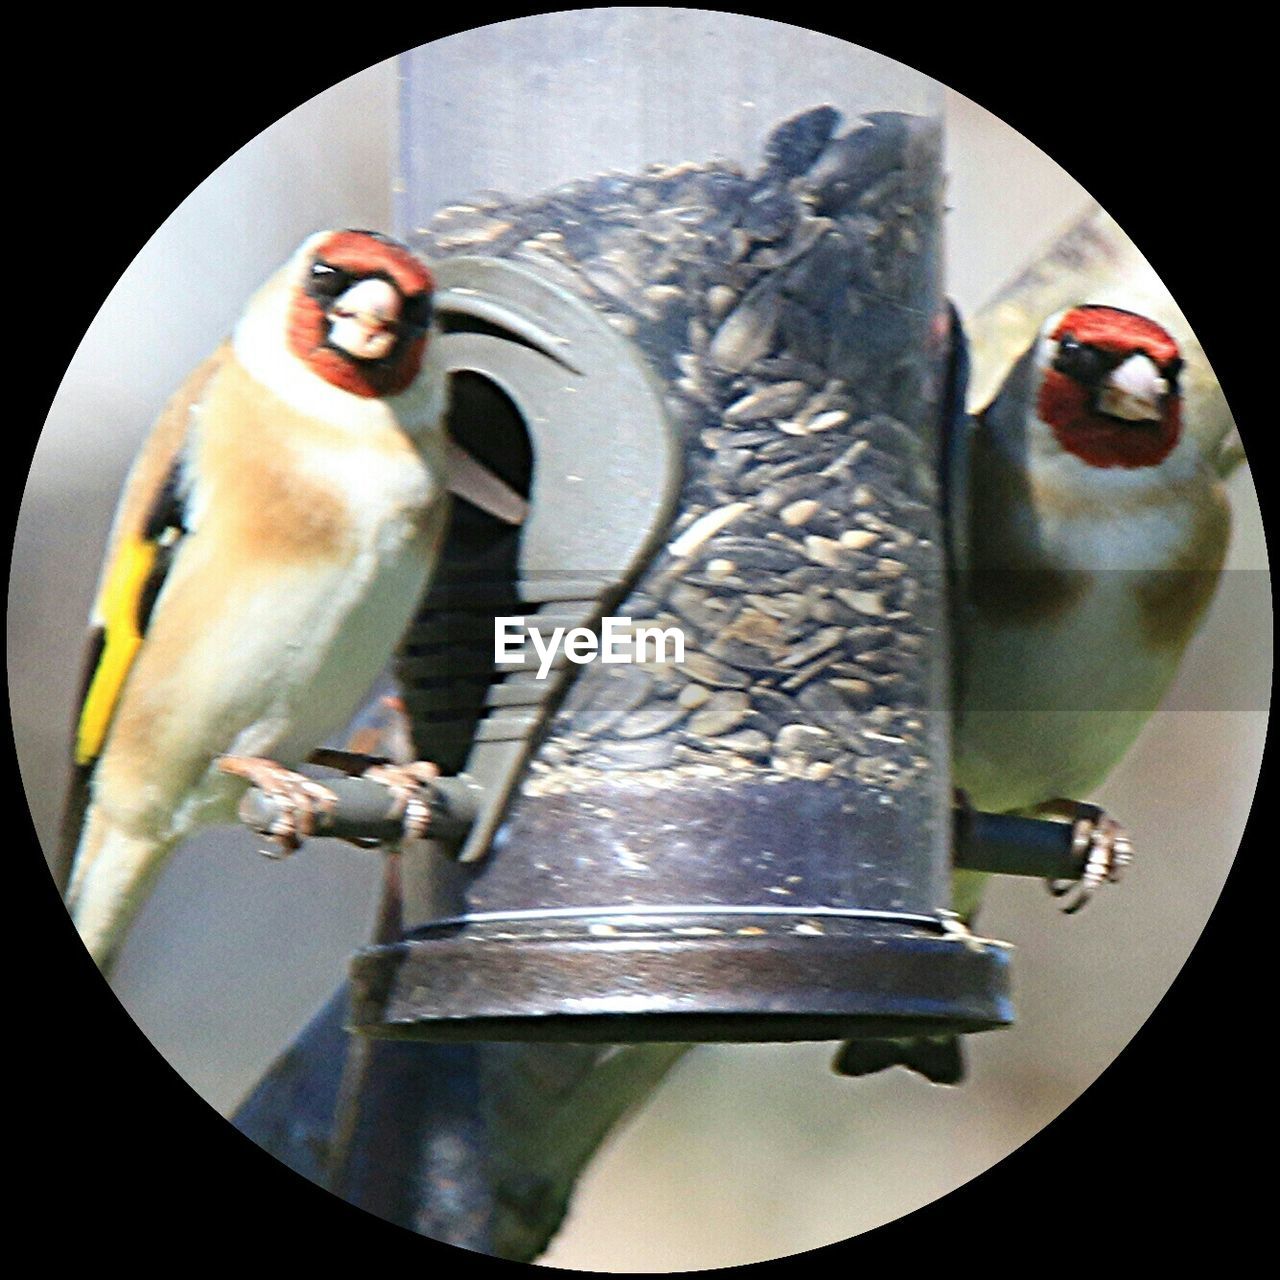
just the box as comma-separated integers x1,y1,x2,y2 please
247,13,1107,1044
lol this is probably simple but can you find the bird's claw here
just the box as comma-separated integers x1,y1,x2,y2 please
1046,802,1133,913
360,760,440,843
217,755,339,857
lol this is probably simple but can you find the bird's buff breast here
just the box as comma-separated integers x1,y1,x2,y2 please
215,432,445,763
97,396,445,837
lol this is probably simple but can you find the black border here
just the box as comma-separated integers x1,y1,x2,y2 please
11,8,1267,1268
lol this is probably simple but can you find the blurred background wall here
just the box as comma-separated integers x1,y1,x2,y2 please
9,16,1268,1271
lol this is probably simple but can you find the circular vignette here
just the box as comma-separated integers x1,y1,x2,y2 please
10,12,1268,1271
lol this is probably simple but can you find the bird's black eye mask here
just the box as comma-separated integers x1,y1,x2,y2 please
400,291,435,334
1053,335,1121,385
1053,335,1183,393
304,256,435,348
307,259,355,302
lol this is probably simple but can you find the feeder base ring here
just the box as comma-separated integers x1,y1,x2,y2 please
348,912,1013,1043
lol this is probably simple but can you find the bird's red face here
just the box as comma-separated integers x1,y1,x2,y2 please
1037,306,1183,469
287,230,436,398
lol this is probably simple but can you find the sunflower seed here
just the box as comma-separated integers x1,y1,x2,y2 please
688,690,751,736
683,652,750,689
708,279,783,372
614,701,691,739
667,502,750,558
724,381,809,423
835,588,887,616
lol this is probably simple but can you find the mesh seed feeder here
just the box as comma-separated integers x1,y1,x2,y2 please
273,13,1088,1043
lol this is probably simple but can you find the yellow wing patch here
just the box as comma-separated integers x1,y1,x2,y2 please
75,533,164,766
58,344,227,889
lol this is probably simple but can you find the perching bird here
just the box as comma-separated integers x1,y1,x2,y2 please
837,301,1232,1083
955,304,1228,826
60,229,474,974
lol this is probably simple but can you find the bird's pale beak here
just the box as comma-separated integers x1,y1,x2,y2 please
326,278,402,360
1096,353,1168,423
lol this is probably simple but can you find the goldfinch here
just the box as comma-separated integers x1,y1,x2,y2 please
952,304,1228,906
837,303,1231,1082
60,229,454,974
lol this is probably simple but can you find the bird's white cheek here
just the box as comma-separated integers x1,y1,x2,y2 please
326,277,402,360
327,313,398,360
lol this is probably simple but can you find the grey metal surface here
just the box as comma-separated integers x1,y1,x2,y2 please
432,256,679,590
396,256,678,878
351,917,1012,1044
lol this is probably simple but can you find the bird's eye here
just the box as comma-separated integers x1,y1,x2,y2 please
1164,355,1184,387
307,261,352,299
1053,336,1112,385
401,293,434,333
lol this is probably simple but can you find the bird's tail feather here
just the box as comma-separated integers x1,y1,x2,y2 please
64,806,173,974
832,1035,965,1085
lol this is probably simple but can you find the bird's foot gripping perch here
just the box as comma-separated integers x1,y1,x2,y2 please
226,749,443,854
216,756,340,858
1039,800,1133,913
351,759,440,843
